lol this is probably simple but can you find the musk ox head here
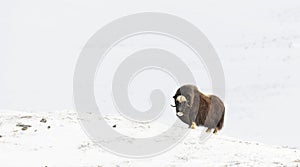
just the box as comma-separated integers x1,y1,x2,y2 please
172,85,200,117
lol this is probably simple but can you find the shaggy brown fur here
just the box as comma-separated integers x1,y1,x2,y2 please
172,85,225,133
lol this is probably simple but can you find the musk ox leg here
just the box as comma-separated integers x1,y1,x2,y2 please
206,128,212,133
213,128,218,134
217,110,225,131
190,122,196,129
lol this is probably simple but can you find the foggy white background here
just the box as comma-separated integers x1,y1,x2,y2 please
1,0,300,148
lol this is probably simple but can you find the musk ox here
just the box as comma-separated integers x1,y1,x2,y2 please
171,85,225,134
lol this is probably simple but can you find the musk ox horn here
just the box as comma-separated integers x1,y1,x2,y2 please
176,95,187,103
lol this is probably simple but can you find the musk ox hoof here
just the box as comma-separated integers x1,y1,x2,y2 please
206,128,212,133
190,122,196,129
213,128,219,134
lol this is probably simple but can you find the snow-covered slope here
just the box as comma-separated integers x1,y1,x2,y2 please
0,110,299,166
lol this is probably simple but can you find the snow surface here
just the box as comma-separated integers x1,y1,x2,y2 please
0,110,299,166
